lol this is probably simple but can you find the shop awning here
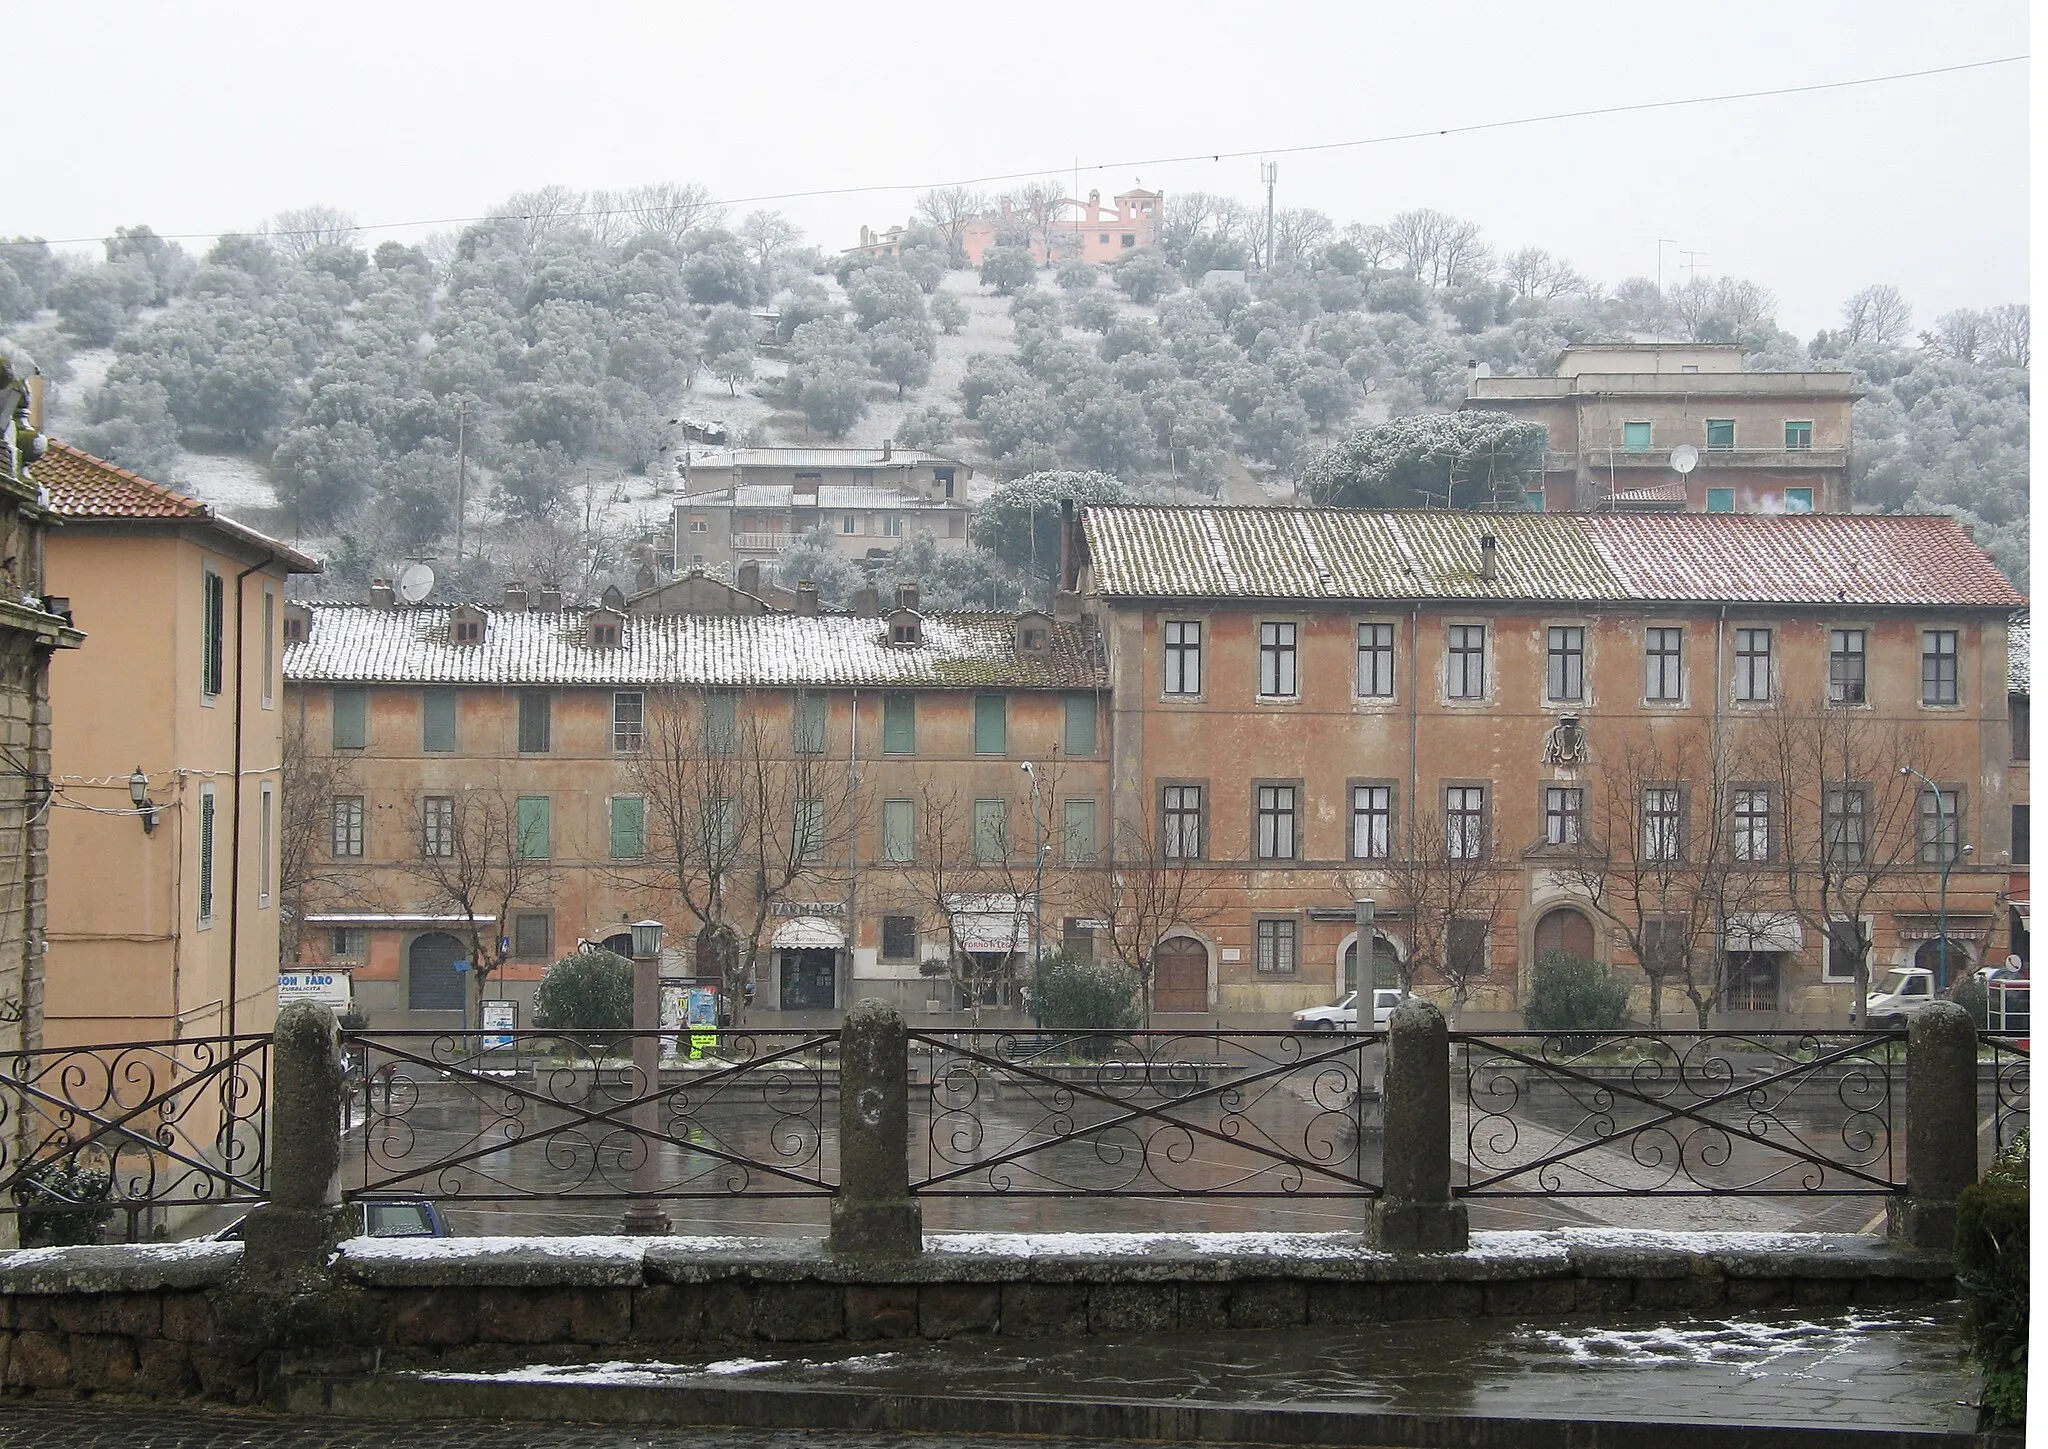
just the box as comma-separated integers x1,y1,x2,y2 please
772,916,844,950
945,892,1035,955
1722,913,1803,952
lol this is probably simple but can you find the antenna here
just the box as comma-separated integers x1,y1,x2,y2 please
1669,444,1700,475
396,562,436,604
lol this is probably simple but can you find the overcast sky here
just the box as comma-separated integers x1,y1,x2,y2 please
27,1,2028,339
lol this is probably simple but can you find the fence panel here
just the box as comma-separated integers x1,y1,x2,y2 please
1984,1036,2029,1158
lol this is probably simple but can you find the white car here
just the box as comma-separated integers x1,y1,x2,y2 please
1292,989,1403,1032
1865,966,1938,1027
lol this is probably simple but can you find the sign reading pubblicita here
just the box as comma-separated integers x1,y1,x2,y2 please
277,971,352,1009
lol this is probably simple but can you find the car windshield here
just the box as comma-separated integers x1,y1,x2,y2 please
1874,970,1915,997
363,1201,437,1237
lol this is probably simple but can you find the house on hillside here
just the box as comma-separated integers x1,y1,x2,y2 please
673,445,971,572
852,187,1164,268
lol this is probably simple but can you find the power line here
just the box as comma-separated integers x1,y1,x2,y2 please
2,53,2025,250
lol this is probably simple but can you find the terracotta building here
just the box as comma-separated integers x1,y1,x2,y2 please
853,186,1163,268
1465,344,1858,515
673,445,970,573
1067,504,2023,1021
37,444,319,1047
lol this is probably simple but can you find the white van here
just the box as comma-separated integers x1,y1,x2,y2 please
1291,989,1403,1032
1864,966,1938,1027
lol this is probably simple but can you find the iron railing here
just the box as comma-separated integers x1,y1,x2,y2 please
1984,1036,2029,1157
1452,1031,1904,1199
342,1029,838,1203
0,1035,270,1238
908,1029,1382,1199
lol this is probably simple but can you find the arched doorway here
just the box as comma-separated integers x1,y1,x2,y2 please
1534,907,1597,961
1341,934,1402,992
599,932,634,958
407,932,466,1011
1151,936,1209,1013
1914,937,1965,987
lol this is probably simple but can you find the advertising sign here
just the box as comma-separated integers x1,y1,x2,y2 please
480,999,516,1050
278,971,352,1010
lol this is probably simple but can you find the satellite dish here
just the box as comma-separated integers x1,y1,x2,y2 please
396,562,435,604
1669,444,1700,475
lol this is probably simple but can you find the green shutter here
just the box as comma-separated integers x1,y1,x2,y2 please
1063,800,1097,862
706,694,736,755
423,690,457,752
974,799,1007,861
518,692,551,753
198,789,215,922
517,796,551,859
793,692,826,753
1063,695,1097,757
332,687,367,750
882,694,916,755
1705,419,1735,450
202,571,224,696
610,796,645,859
1706,488,1735,514
1623,421,1652,453
882,799,914,862
974,694,1007,755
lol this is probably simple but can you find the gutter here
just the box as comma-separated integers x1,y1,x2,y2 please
225,560,264,1041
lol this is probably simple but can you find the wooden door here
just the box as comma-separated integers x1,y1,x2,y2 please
1152,938,1209,1013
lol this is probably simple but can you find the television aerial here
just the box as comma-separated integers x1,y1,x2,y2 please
396,562,436,604
1669,444,1700,475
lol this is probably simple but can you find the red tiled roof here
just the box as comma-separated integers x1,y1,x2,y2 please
38,442,211,519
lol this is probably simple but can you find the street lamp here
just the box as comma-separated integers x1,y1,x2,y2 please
1899,767,1974,989
621,918,670,1235
1354,898,1376,997
128,767,156,834
1023,761,1046,1030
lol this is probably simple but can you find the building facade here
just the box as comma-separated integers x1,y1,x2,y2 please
38,444,319,1047
1466,344,1858,515
852,187,1163,268
2007,612,2029,970
1068,504,2021,1021
673,446,970,573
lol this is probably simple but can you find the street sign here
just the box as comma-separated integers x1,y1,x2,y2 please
454,958,471,973
278,971,351,1010
480,999,516,1050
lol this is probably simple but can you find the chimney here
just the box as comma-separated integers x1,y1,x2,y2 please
633,563,658,594
1057,497,1079,591
1479,534,1498,583
882,438,893,461
1053,589,1081,624
795,581,819,617
504,582,528,611
369,579,396,609
1466,359,1480,398
895,581,920,614
852,583,880,617
736,559,762,595
536,585,562,611
25,375,44,432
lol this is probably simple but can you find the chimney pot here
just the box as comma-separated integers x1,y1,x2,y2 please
370,579,396,608
1479,534,1499,583
852,584,880,617
795,581,820,617
736,559,762,594
895,581,920,613
504,582,528,611
882,438,893,461
1053,589,1081,623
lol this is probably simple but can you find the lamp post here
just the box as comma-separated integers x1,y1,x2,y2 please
1354,898,1376,997
621,918,671,1235
1023,761,1045,1029
1899,767,1972,990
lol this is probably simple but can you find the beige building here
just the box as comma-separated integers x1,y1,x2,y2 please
1466,343,1859,514
39,444,319,1048
853,187,1164,268
673,445,971,572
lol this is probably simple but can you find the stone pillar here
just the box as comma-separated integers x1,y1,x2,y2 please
239,1002,349,1283
620,943,671,1235
1888,1001,1977,1253
1368,997,1468,1252
829,998,921,1256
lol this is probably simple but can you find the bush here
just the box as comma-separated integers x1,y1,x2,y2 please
1523,950,1630,1046
532,948,633,1033
1958,1132,2028,1427
1035,954,1140,1032
18,1154,114,1248
1952,977,1990,1027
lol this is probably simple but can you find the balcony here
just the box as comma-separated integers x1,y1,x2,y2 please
733,532,792,552
1579,447,1848,471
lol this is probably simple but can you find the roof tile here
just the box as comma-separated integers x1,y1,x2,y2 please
38,442,210,519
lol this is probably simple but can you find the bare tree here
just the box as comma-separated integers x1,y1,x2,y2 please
1341,221,1393,271
265,206,359,263
1840,285,1913,348
613,182,725,245
1984,303,2030,369
277,715,368,967
1435,220,1492,289
1921,308,1987,363
491,185,589,252
997,180,1070,260
738,210,802,269
398,783,554,1016
915,186,988,262
1378,805,1507,1025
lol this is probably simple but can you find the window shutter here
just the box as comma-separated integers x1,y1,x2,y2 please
517,797,552,858
610,796,645,859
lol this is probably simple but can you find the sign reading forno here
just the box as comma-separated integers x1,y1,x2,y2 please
278,971,352,1010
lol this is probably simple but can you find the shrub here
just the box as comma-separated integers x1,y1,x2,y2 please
18,1154,114,1247
1035,953,1140,1033
1958,1132,2028,1427
533,948,633,1033
1523,950,1630,1046
1952,977,1990,1027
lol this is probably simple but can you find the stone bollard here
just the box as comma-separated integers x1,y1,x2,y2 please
238,1002,350,1285
1888,1000,1977,1254
829,998,922,1256
1368,996,1469,1253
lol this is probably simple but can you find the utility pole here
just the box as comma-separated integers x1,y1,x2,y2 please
453,398,468,564
1261,162,1279,272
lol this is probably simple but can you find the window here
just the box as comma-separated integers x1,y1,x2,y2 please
881,799,914,863
1164,620,1202,696
453,615,482,644
1642,919,1687,978
1825,786,1868,865
973,799,1008,862
1019,625,1046,651
881,915,918,960
1705,419,1735,451
1447,624,1486,699
1643,787,1681,862
1734,627,1772,702
261,589,275,706
1646,627,1683,701
841,514,857,535
1829,629,1867,705
704,693,737,755
284,611,307,644
2014,803,2030,866
1063,694,1097,757
613,692,644,753
423,690,457,752
1163,784,1204,859
330,927,367,960
1446,785,1487,859
422,797,454,858
1351,785,1391,860
1062,917,1096,963
1544,786,1584,846
1258,622,1297,698
1823,920,1866,983
1706,488,1735,513
1523,488,1547,512
2012,695,2029,761
513,913,552,960
794,798,825,862
883,514,902,537
1255,918,1297,974
1783,487,1814,513
688,516,708,534
793,692,826,753
1448,920,1488,980
890,618,921,646
516,797,552,859
1785,420,1814,451
1623,421,1652,452
1255,784,1297,860
258,783,274,905
1918,788,1960,864
518,691,552,753
609,795,645,859
973,694,1007,754
202,568,225,698
331,687,367,750
1063,800,1098,862
198,785,216,924
331,796,365,858
1121,233,1136,248
1546,626,1584,702
1921,630,1959,706
935,467,955,498
1357,623,1395,698
882,694,916,755
1734,788,1772,862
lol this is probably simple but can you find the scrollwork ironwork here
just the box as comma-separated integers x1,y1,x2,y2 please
1985,1037,2029,1155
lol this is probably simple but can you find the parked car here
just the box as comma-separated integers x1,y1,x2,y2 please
1864,966,1939,1027
1291,989,1403,1032
208,1193,450,1242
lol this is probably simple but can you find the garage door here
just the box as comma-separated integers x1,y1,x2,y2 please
1152,938,1209,1013
407,931,466,1011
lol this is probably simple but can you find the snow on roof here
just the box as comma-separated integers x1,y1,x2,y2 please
2010,612,2030,695
285,606,1106,691
681,447,964,470
705,484,962,512
1081,506,2024,609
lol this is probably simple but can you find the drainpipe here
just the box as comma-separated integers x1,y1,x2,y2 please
846,688,859,1015
1711,603,1727,1023
225,560,264,1041
1407,604,1421,855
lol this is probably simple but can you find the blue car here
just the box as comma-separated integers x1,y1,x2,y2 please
209,1192,450,1241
